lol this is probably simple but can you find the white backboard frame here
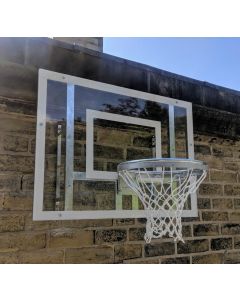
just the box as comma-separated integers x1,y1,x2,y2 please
33,69,197,221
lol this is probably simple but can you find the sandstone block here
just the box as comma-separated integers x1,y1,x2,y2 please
223,252,240,263
160,256,190,264
221,224,240,235
194,145,211,155
114,244,142,262
212,198,233,210
145,242,175,257
127,148,153,160
197,198,211,209
48,228,93,248
94,144,124,159
18,249,64,263
199,184,223,196
0,213,25,232
0,194,33,211
211,238,232,250
224,185,240,196
202,211,228,221
65,246,114,263
95,229,127,244
177,239,209,254
229,212,240,222
3,135,28,152
193,224,219,237
210,170,237,183
0,232,46,251
0,173,20,191
192,253,224,264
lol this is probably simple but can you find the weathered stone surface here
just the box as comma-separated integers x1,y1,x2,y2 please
25,213,113,230
234,198,240,209
195,154,223,170
0,37,27,64
182,225,192,237
224,252,240,264
18,249,64,263
224,185,240,196
133,135,154,148
197,198,211,209
234,237,240,249
95,229,127,244
74,128,86,141
93,160,105,171
224,161,240,171
160,256,190,264
222,224,240,235
22,174,34,191
0,194,33,211
129,227,146,241
0,252,19,263
229,212,240,222
177,239,209,254
0,155,34,172
0,174,20,191
194,145,211,155
3,135,29,152
127,148,153,160
65,246,114,263
0,213,25,232
114,244,142,262
61,219,113,229
106,161,119,172
202,211,228,222
96,194,115,210
193,224,219,237
115,219,135,226
97,129,132,146
0,113,36,136
210,170,237,183
94,144,124,159
145,242,175,257
212,198,233,210
192,253,224,264
199,184,223,196
0,61,37,102
80,180,115,192
0,232,46,251
211,238,232,251
123,257,160,264
53,37,103,52
182,215,201,222
48,228,93,248
122,195,133,210
193,105,240,139
212,146,233,158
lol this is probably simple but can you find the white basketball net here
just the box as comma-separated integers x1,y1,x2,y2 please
119,167,207,243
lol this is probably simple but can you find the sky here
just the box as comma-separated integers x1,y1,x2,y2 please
103,38,240,92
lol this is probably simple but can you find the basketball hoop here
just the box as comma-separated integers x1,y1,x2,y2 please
118,158,208,243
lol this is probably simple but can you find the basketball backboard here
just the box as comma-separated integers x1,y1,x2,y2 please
33,69,196,220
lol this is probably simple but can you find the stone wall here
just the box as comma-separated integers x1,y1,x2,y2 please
0,37,240,263
53,37,103,52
